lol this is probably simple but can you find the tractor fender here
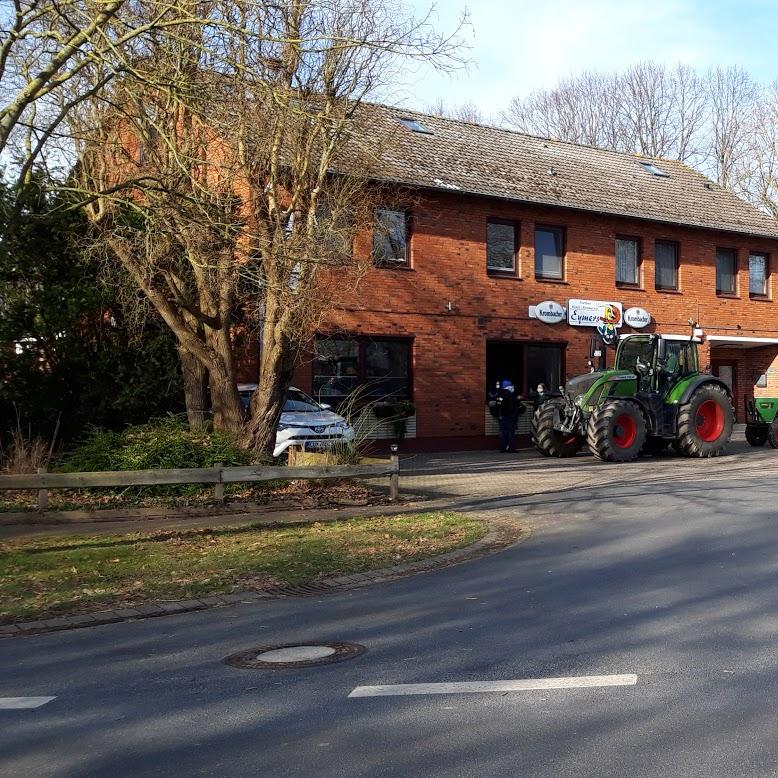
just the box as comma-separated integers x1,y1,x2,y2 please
675,376,731,405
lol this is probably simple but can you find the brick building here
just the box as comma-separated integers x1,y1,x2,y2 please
243,105,778,451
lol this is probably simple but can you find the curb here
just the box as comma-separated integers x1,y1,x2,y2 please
0,513,527,639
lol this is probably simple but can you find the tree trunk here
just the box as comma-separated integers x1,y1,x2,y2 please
205,326,243,434
178,346,208,431
245,333,296,457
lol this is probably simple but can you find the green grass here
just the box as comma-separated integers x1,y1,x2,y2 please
0,512,486,623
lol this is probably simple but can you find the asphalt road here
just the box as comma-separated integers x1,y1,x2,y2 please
3,448,778,777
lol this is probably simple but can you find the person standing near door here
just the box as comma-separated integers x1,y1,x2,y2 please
496,379,519,453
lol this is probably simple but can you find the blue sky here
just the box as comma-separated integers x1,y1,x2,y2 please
395,0,778,119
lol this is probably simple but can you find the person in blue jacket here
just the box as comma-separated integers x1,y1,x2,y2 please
496,379,520,453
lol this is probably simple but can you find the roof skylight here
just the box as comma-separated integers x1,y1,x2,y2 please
639,161,670,178
398,117,433,135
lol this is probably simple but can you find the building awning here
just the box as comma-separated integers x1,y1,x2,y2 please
651,334,778,348
708,335,778,350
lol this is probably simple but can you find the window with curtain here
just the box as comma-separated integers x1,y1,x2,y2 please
534,226,564,279
615,238,640,286
716,248,736,295
749,252,768,296
655,240,679,290
487,219,518,273
373,208,409,266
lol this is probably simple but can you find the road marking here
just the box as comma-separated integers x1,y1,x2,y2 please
349,674,637,698
0,697,56,709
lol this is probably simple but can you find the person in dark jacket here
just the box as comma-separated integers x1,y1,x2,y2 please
496,379,520,452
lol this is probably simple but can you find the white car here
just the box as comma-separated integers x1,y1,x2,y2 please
237,384,355,458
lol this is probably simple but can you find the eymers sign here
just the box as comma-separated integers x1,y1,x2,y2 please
567,299,623,328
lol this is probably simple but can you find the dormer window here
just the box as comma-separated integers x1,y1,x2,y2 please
639,161,669,178
397,117,433,134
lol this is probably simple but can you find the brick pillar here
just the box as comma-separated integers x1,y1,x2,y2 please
698,339,712,373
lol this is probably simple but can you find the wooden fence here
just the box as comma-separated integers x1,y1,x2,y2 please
0,454,400,511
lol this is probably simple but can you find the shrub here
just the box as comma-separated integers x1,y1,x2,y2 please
0,428,53,474
61,415,256,473
55,417,261,500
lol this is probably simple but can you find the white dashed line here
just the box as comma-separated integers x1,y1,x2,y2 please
0,697,57,709
349,674,638,698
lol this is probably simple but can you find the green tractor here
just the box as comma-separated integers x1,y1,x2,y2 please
744,396,778,448
532,333,734,462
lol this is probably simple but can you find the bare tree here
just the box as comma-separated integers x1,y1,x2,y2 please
0,0,217,183
426,99,483,123
738,81,778,218
73,0,466,448
705,65,758,190
224,0,466,454
503,70,618,148
503,62,708,164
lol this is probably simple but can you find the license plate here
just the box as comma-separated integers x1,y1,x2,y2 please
304,440,331,451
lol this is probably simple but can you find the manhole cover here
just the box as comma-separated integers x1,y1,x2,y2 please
225,642,366,669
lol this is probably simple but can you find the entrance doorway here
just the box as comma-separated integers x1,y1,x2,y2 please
485,341,566,444
485,341,565,398
486,341,523,397
711,360,737,398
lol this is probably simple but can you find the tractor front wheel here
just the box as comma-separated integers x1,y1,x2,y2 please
768,424,778,449
676,384,733,457
532,400,584,457
746,424,768,447
586,400,646,462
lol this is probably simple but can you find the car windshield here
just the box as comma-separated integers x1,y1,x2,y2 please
615,337,654,373
283,389,323,413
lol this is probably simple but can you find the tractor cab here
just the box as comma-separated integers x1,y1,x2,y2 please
614,335,698,393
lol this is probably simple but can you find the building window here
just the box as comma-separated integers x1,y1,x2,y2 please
487,219,518,274
535,226,564,279
655,240,679,290
716,248,737,295
313,337,412,404
749,252,769,297
373,208,409,266
615,237,640,286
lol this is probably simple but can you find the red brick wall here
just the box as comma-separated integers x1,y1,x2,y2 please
258,190,778,446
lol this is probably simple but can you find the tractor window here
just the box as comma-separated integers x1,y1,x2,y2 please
662,341,697,377
615,338,654,373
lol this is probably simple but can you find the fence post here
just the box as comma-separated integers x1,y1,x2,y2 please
36,467,49,512
214,462,224,504
389,445,400,503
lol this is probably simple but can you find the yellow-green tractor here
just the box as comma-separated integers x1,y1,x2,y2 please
532,333,734,462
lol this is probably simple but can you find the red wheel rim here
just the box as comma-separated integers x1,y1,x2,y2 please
696,399,725,442
613,414,637,448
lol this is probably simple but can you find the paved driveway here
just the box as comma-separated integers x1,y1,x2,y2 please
3,439,778,777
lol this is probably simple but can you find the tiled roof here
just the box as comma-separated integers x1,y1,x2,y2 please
350,103,778,240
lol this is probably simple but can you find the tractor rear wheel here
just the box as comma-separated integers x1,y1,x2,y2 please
676,384,733,457
586,400,646,462
532,400,583,457
746,424,768,447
